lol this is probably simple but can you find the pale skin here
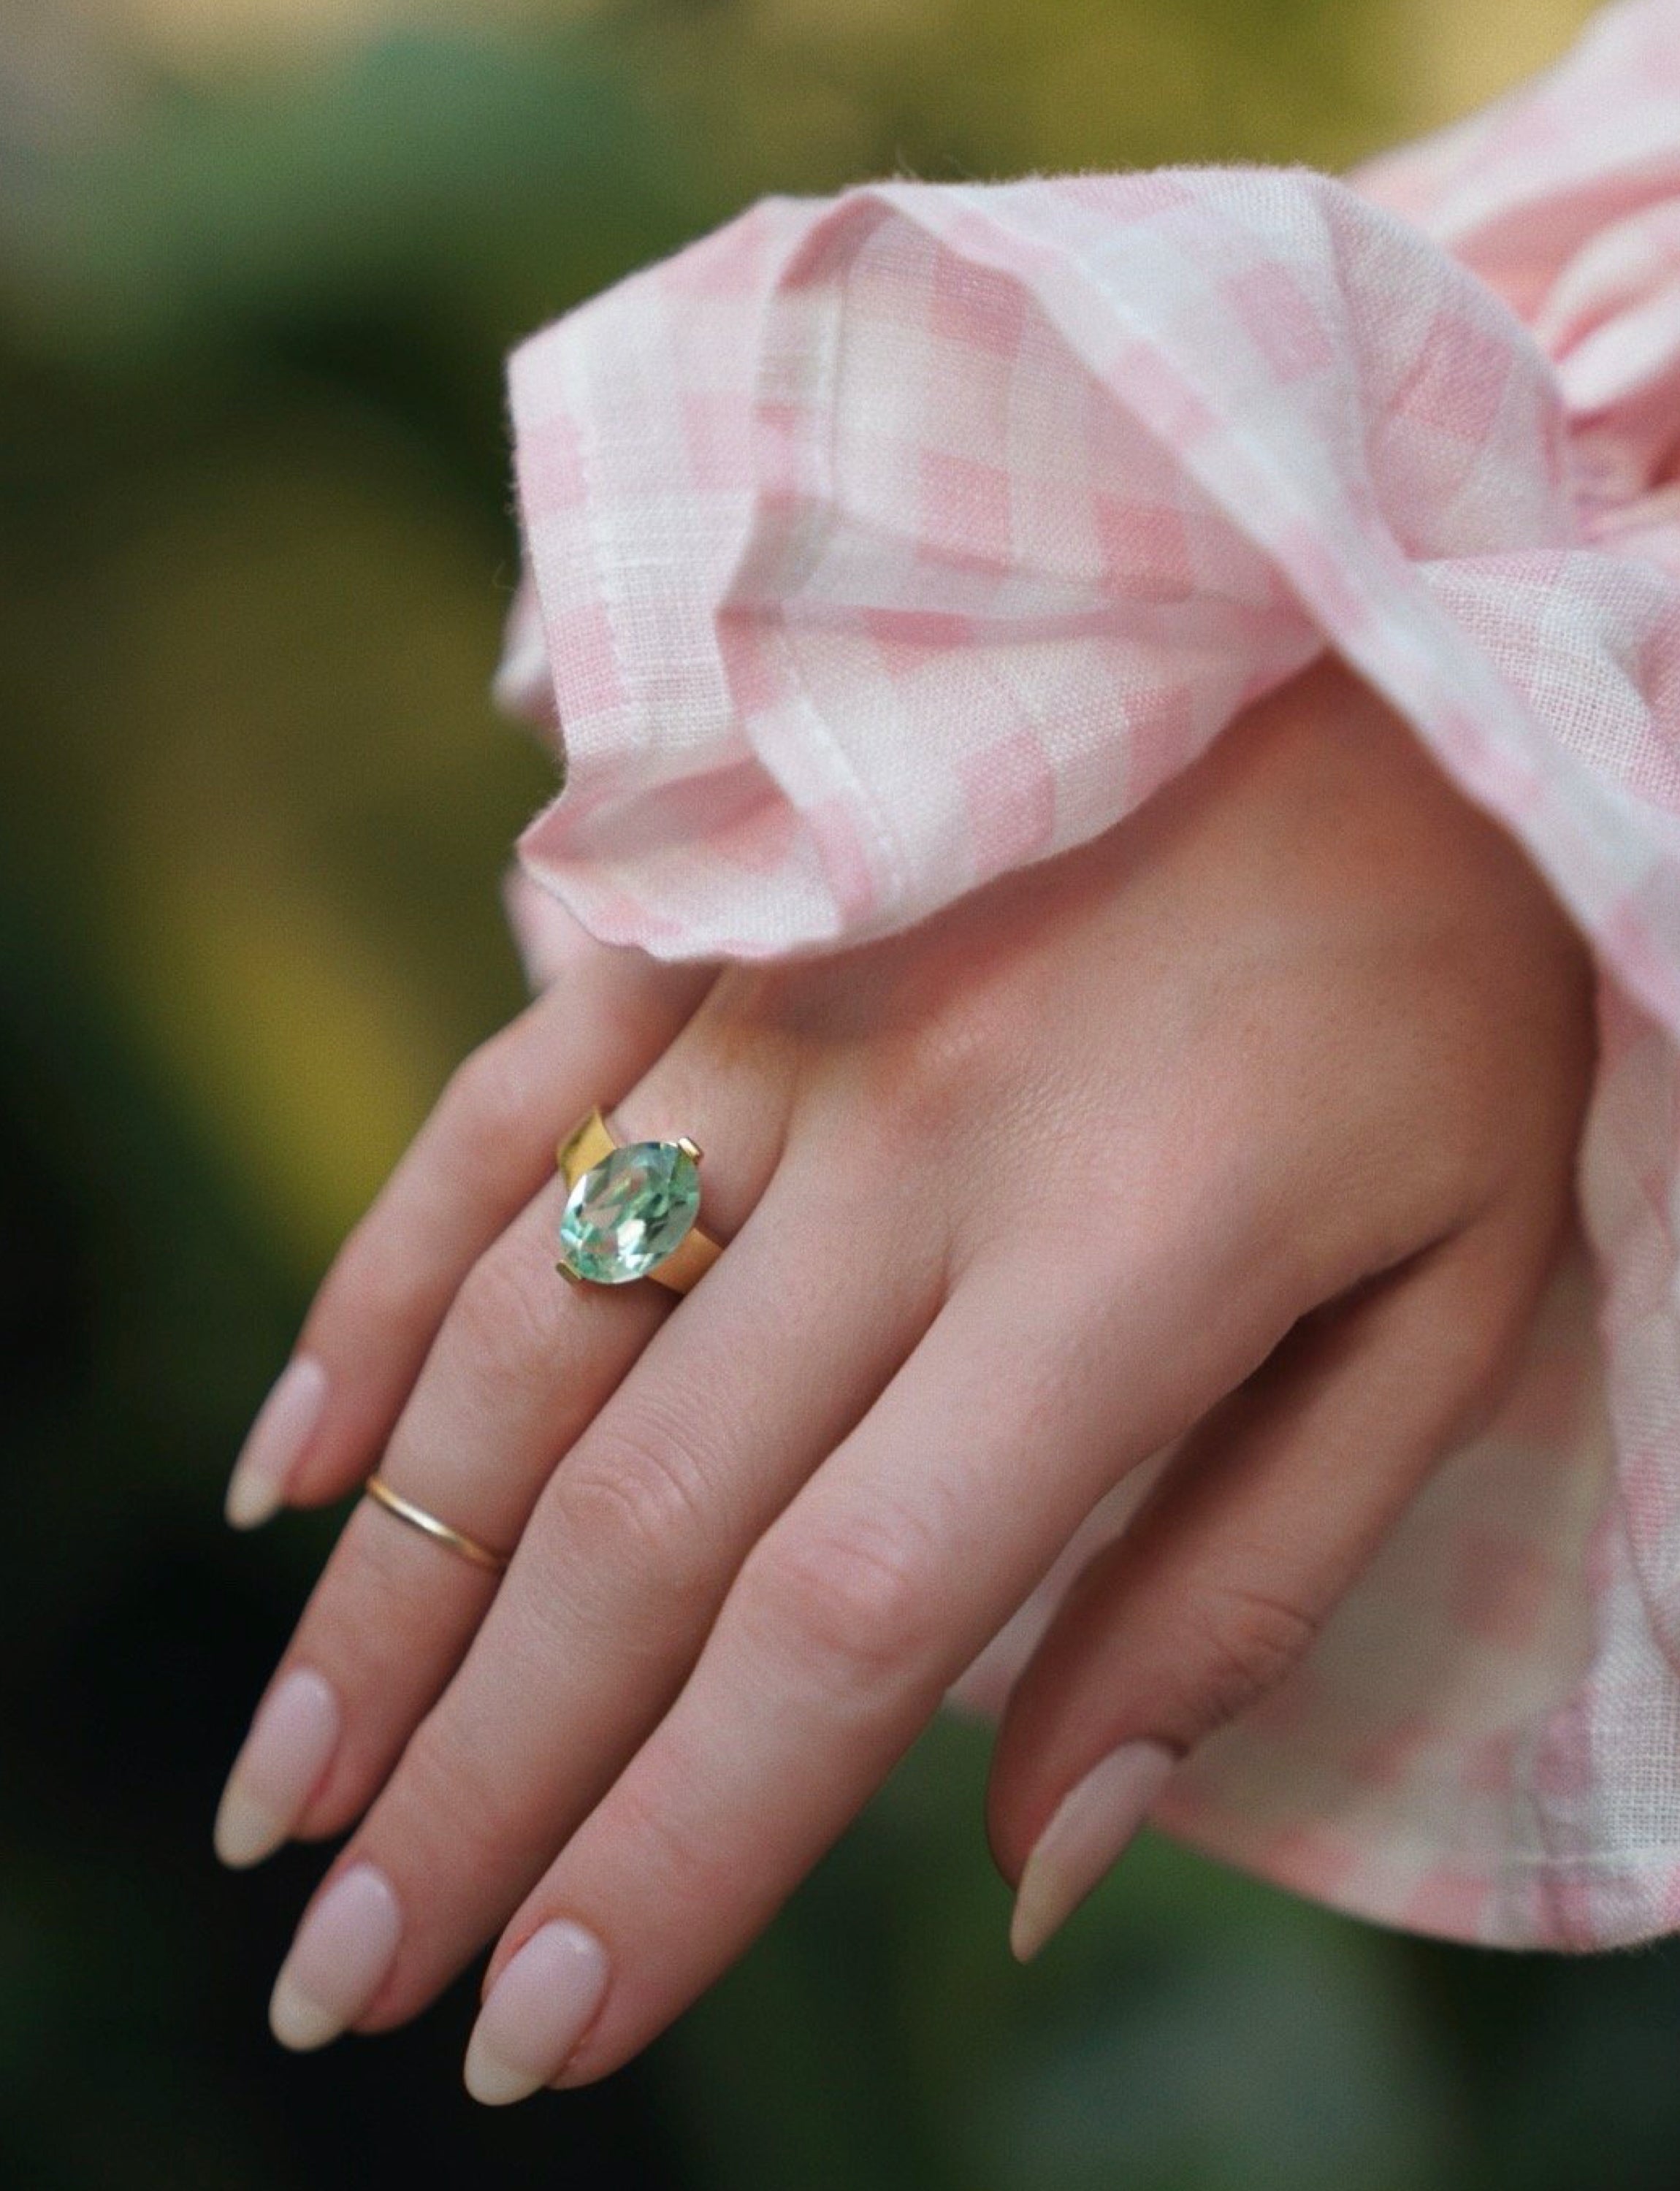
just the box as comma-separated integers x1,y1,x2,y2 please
217,654,1597,2095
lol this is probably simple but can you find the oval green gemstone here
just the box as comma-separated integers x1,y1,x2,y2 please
557,1140,700,1284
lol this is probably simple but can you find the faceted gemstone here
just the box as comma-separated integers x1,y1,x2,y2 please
557,1140,701,1283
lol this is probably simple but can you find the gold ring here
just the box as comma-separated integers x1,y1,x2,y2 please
555,1104,723,1295
362,1475,508,1575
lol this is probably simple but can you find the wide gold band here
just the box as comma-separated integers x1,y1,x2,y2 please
362,1475,508,1575
556,1106,723,1296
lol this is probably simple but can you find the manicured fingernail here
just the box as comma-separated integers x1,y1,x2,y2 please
1009,1738,1177,1962
214,1669,340,1870
464,1920,610,2106
268,1863,400,2052
226,1355,327,1529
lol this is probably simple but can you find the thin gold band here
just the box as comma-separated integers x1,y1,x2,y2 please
556,1106,723,1296
362,1475,508,1575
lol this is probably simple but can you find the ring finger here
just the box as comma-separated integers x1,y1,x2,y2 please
213,1014,795,1869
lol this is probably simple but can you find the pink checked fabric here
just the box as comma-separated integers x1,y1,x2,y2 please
496,0,1680,1949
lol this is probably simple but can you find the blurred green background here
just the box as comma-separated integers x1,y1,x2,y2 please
13,2,1680,2187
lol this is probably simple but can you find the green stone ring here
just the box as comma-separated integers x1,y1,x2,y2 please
555,1105,722,1294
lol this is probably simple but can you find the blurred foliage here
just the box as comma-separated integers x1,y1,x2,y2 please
15,2,1680,2189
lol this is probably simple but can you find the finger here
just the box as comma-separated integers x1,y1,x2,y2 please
989,1202,1558,1960
462,1197,1321,2103
224,941,713,1527
215,1011,782,1872
264,1125,941,2049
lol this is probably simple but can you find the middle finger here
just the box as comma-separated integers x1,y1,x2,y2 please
217,1025,790,1866
266,1115,945,2043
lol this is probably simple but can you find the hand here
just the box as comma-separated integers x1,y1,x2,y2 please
216,655,1595,2100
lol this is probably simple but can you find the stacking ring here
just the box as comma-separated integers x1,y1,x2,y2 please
554,1104,723,1295
362,1475,508,1575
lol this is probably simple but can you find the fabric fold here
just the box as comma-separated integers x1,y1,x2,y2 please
497,0,1680,1949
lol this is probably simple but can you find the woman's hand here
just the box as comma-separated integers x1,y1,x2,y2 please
216,654,1595,2100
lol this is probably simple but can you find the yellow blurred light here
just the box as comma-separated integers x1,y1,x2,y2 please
1375,0,1601,135
115,844,451,1276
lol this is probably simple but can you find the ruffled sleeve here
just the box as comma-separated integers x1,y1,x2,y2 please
497,0,1680,1949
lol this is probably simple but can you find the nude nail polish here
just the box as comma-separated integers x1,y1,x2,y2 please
214,1668,340,1870
268,1864,401,2052
464,1921,610,2106
1009,1738,1178,1962
225,1355,327,1529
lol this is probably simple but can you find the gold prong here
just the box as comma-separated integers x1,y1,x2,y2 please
557,1106,616,1188
677,1136,703,1163
555,1261,584,1287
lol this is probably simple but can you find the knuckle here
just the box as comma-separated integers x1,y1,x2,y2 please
604,1756,721,1914
390,1710,527,1870
557,1405,722,1617
736,1507,938,1709
449,1243,567,1391
305,1504,435,1676
311,1211,421,1337
1173,1576,1321,1730
437,1027,539,1159
823,941,1025,1159
874,998,1007,1152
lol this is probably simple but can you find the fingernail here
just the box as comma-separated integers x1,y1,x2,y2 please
268,1863,400,2052
226,1355,327,1529
464,1920,610,2106
1009,1737,1177,1962
214,1668,340,1870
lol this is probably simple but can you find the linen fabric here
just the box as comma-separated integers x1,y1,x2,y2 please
495,0,1680,1949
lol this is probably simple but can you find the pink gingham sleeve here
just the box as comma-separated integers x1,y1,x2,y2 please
497,0,1680,1949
